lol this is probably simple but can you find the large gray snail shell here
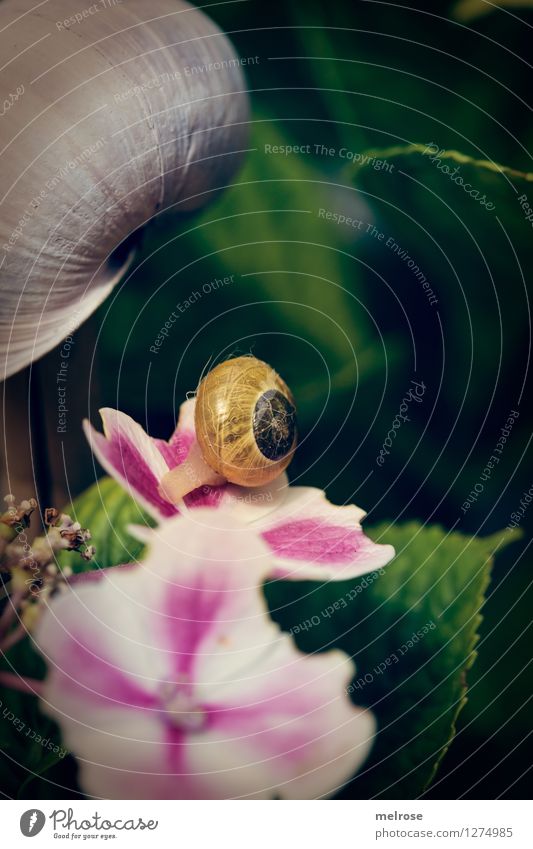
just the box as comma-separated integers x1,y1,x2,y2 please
0,0,249,379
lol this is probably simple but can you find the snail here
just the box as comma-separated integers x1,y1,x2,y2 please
159,356,298,503
0,0,249,380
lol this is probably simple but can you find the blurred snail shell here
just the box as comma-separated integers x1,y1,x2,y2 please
0,0,249,379
159,357,297,503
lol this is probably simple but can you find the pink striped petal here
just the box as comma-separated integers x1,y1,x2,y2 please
158,399,197,468
83,408,178,519
83,401,394,582
36,511,375,799
189,648,375,799
169,398,196,448
64,710,172,801
134,513,274,684
256,487,395,580
83,400,235,519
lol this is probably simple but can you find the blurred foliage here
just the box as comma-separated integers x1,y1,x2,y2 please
0,632,67,799
23,0,533,798
350,144,532,530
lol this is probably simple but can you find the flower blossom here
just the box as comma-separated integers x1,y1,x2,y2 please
36,511,375,799
83,400,394,581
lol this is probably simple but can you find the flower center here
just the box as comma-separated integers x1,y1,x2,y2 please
159,682,207,732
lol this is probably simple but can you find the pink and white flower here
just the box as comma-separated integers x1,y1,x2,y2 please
36,512,375,799
83,400,394,581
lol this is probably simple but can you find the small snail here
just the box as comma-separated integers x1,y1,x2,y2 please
0,0,248,379
159,356,297,503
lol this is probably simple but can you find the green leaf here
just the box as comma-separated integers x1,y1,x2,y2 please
346,144,533,513
452,0,533,21
58,476,154,572
349,144,533,293
184,116,371,363
0,637,66,797
349,144,533,294
265,521,519,798
351,141,533,186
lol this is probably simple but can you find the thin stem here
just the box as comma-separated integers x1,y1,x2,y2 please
0,671,43,697
0,581,13,602
0,622,26,653
29,361,52,511
0,588,26,634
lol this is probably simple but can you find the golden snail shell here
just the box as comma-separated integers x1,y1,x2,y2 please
195,356,297,487
158,357,297,504
0,0,249,379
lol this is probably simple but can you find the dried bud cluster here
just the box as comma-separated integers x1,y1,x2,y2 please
44,508,96,562
0,494,37,554
0,494,95,651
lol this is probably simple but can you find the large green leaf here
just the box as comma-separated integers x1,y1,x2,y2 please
265,521,519,798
